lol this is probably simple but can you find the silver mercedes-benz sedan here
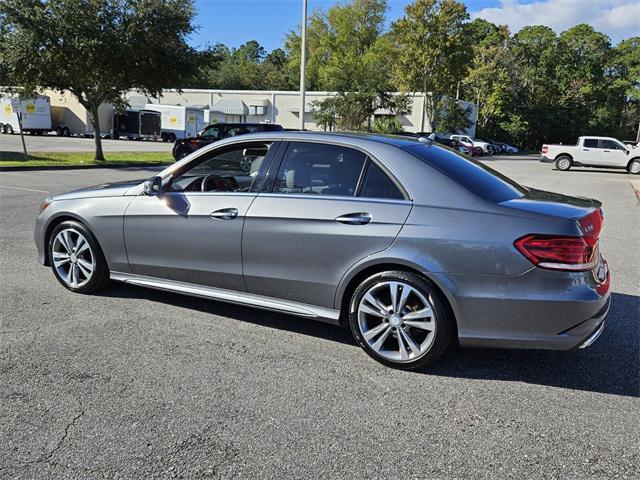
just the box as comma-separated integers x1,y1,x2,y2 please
35,132,611,369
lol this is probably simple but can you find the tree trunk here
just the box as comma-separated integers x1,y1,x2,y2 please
90,102,105,161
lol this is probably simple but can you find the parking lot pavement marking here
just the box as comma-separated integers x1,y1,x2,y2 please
630,180,640,202
0,184,51,194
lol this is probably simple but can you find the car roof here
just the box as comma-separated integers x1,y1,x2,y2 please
224,130,424,148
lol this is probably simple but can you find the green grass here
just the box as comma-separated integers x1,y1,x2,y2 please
0,151,173,167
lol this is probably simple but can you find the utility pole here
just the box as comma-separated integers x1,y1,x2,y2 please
299,0,308,131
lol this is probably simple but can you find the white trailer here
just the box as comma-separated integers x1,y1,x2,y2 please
45,89,114,137
145,104,206,142
0,95,52,135
50,102,114,137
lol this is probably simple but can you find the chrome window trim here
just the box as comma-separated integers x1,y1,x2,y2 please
256,192,412,206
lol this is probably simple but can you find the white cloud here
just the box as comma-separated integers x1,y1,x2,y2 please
471,0,640,43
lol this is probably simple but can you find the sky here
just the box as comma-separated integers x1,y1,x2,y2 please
189,0,639,51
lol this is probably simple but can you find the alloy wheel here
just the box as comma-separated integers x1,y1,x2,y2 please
357,281,437,363
52,228,95,288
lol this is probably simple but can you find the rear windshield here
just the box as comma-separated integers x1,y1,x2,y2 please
403,144,527,203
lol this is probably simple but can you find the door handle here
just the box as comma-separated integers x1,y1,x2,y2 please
210,207,238,220
335,212,372,225
582,148,590,151
603,150,610,152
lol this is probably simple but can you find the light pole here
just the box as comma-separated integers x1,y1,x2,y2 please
299,0,308,131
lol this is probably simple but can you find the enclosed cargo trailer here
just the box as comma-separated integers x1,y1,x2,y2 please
144,104,206,142
112,109,161,140
0,95,52,134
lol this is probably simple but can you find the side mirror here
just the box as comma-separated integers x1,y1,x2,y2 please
143,176,163,196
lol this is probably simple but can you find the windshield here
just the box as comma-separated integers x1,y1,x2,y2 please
403,144,527,203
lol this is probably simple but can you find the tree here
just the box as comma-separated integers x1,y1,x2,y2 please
463,21,516,139
438,97,472,133
0,0,198,160
391,0,471,131
285,0,393,93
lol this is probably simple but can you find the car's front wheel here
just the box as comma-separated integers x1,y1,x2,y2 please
628,159,640,174
48,221,110,294
348,271,454,369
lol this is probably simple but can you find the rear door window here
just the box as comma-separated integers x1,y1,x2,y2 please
583,139,598,148
273,142,367,196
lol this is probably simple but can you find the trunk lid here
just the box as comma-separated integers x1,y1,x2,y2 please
499,187,601,221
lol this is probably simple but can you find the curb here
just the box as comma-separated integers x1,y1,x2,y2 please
0,163,172,172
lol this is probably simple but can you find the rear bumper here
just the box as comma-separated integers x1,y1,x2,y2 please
539,155,554,163
435,265,612,351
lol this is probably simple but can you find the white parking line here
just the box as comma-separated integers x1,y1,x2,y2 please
0,185,51,194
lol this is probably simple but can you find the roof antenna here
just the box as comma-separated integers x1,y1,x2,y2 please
418,133,436,145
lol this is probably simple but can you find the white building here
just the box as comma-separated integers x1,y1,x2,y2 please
126,89,477,136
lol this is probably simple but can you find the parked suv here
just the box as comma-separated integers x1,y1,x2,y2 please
172,122,284,160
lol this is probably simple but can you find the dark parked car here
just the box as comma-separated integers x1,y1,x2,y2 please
35,132,610,369
172,122,284,160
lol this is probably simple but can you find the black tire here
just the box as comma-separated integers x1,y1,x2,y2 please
627,158,640,175
555,155,572,171
62,127,71,137
175,146,190,160
6,124,14,134
112,130,119,140
48,220,110,294
167,133,177,143
348,271,455,370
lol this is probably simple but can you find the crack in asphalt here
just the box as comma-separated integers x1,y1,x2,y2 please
0,399,85,473
42,402,85,465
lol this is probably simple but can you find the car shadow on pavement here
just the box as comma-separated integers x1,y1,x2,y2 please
100,283,356,346
102,286,639,398
560,168,633,175
427,292,639,398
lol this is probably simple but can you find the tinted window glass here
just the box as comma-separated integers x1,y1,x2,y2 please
583,139,598,148
404,144,526,203
273,142,366,196
359,162,404,200
171,142,272,193
200,126,223,139
600,139,622,150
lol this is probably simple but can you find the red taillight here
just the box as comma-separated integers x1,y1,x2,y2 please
515,209,603,271
578,209,603,238
515,235,597,271
541,145,548,154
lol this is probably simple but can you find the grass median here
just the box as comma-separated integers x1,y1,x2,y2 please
0,151,174,168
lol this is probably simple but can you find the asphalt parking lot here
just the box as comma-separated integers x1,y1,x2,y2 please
1,160,638,479
0,133,172,155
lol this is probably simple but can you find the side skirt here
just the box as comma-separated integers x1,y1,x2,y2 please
110,272,341,325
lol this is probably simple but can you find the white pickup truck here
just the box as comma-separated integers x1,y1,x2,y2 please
540,136,640,174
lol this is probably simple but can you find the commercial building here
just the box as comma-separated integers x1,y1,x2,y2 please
126,89,477,136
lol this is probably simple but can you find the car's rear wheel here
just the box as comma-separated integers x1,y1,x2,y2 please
348,271,454,370
628,159,640,174
48,221,110,294
555,156,572,171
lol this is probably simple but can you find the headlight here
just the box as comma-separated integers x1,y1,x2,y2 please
39,197,52,214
